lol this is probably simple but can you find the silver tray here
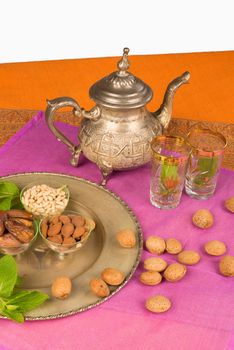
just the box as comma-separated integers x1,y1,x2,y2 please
0,173,143,320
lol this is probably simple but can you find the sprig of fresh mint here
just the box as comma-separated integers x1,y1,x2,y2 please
160,163,179,195
0,182,23,210
0,255,49,323
194,156,218,186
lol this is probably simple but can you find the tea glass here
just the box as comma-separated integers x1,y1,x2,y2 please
150,135,190,209
185,127,227,199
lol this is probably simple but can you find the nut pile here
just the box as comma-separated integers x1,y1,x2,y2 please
0,209,34,248
21,184,69,217
41,214,88,247
90,267,125,298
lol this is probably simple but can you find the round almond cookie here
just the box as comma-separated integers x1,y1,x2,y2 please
143,257,167,272
219,255,234,277
145,236,166,255
225,196,234,213
192,209,214,229
116,228,136,248
204,240,227,256
165,238,183,254
139,271,162,285
145,295,172,313
177,250,201,265
101,268,125,286
163,263,187,282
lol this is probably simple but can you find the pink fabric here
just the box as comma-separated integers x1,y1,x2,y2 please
0,112,233,350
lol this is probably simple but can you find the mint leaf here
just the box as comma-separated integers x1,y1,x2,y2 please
0,182,19,197
0,182,20,210
7,290,49,312
0,256,17,298
1,308,24,323
0,197,12,210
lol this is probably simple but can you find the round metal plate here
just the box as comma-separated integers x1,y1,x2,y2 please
0,173,143,320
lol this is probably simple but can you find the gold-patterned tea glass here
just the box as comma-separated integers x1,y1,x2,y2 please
150,135,190,209
185,127,227,199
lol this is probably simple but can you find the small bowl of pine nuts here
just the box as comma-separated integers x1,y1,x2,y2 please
20,180,70,218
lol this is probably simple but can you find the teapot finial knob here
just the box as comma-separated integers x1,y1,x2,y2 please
117,47,130,75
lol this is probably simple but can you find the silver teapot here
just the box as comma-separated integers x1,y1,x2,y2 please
45,48,190,185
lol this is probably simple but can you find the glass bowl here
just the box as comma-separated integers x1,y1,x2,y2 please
20,180,70,218
0,218,38,256
39,210,96,256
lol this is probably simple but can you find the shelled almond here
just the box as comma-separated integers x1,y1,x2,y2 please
41,214,88,247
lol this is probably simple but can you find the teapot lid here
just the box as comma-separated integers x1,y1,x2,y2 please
89,48,153,109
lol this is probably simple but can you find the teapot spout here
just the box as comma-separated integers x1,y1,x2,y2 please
153,71,190,130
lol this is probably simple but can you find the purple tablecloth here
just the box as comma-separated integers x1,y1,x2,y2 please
0,112,233,350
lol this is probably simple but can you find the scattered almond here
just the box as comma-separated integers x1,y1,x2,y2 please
192,209,214,229
225,196,234,213
145,236,166,255
143,257,167,272
101,268,125,286
116,228,136,248
165,238,183,254
204,240,227,256
51,276,72,299
145,295,171,313
90,278,110,297
164,263,187,282
219,255,234,277
177,250,201,265
139,271,162,285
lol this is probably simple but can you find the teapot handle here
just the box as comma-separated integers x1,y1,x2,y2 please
45,97,83,166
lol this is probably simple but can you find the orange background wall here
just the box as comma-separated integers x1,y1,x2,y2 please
0,51,233,124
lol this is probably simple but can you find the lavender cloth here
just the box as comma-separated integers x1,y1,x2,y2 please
0,112,233,350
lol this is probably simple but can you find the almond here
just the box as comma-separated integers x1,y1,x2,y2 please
63,236,76,246
225,196,234,213
116,228,136,248
101,268,125,286
90,278,110,297
177,250,201,265
51,276,72,299
164,263,187,282
143,257,167,272
47,222,62,236
48,234,63,244
165,238,183,254
145,295,171,313
204,240,227,256
61,223,74,237
71,215,85,227
192,209,214,229
139,271,162,285
73,227,86,239
59,215,71,224
219,255,234,277
145,236,166,255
